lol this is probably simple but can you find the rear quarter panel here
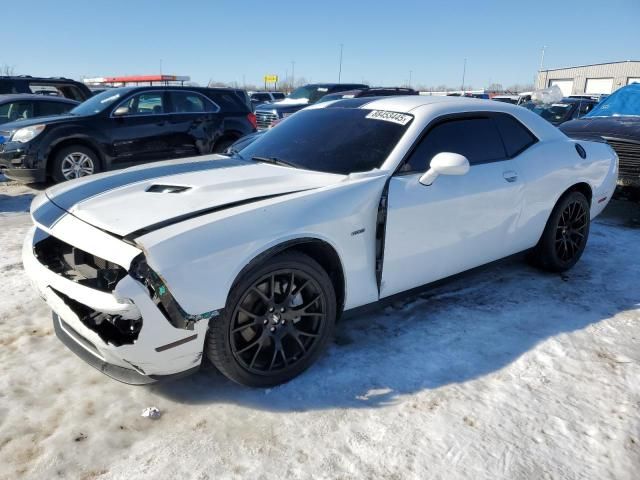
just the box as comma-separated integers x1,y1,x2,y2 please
511,136,617,252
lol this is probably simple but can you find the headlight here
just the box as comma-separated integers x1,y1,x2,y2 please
11,124,46,143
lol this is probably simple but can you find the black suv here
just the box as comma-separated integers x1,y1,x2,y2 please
0,86,256,183
0,76,92,102
255,83,368,129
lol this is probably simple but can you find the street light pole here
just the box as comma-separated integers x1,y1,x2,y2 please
538,46,547,89
291,60,296,90
338,44,344,83
461,58,466,93
409,70,412,87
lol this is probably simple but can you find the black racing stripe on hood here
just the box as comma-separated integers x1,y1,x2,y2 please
123,189,311,242
46,157,246,213
31,198,68,229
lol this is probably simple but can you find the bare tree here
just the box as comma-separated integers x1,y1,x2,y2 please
1,64,16,76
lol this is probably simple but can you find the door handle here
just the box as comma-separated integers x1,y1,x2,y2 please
503,170,518,183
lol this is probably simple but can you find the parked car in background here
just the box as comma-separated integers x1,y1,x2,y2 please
491,95,520,104
0,94,78,125
521,97,597,126
561,83,640,188
255,83,368,129
0,86,256,183
0,76,92,102
316,87,418,103
569,94,608,102
248,91,286,108
23,96,617,387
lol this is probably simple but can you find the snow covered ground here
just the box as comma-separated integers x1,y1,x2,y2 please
1,177,639,480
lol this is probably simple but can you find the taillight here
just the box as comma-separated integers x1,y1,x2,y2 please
247,113,257,130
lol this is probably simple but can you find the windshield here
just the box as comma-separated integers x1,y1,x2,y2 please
288,86,330,103
236,108,413,175
586,85,640,118
525,102,574,124
69,89,126,116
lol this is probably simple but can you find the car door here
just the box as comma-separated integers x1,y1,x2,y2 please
109,90,174,166
380,114,525,298
166,90,220,156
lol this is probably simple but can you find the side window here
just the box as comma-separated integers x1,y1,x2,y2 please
209,93,246,112
251,93,270,102
272,92,285,100
36,101,73,116
169,91,213,113
119,92,164,115
403,117,506,172
2,101,35,122
493,114,537,157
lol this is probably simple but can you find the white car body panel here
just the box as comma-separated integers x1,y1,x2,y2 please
22,96,618,381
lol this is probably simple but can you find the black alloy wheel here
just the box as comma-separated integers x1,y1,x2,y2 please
555,199,588,262
206,251,336,387
230,269,326,374
529,190,591,272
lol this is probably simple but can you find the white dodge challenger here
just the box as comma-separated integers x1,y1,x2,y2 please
23,96,618,387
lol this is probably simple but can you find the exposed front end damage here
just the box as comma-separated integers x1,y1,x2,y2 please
23,215,217,384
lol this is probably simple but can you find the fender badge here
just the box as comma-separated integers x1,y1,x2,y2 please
351,228,365,236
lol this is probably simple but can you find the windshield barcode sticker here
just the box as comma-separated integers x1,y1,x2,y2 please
366,110,412,125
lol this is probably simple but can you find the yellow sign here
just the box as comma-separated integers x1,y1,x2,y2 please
264,74,279,83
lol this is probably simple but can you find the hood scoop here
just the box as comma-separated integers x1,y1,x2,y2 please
146,184,192,194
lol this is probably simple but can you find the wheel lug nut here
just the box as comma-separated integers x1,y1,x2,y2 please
270,326,276,332
269,307,274,312
280,307,285,313
263,319,268,325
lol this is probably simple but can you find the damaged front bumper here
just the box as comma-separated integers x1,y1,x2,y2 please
23,221,217,384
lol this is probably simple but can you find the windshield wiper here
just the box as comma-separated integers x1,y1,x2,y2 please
251,156,299,169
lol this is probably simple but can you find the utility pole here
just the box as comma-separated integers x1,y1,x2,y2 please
538,46,547,90
461,58,467,93
338,44,344,83
291,60,296,90
539,46,547,71
409,70,412,87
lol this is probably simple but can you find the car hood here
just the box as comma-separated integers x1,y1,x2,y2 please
0,113,78,131
560,116,640,141
43,155,345,238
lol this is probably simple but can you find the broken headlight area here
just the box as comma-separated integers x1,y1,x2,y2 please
129,255,218,331
53,288,142,346
34,231,127,292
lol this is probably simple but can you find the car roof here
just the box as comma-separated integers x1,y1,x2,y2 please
346,95,483,112
0,93,79,104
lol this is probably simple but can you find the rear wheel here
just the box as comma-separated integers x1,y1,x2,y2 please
206,251,336,387
530,191,590,272
211,137,236,154
51,145,101,183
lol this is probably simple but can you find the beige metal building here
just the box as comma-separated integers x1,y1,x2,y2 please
535,60,640,96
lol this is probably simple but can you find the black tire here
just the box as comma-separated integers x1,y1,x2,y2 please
529,191,590,272
206,251,336,387
51,145,101,183
211,137,236,154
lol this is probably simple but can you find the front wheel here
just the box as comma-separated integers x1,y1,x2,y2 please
51,145,101,183
530,191,591,272
206,251,336,387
